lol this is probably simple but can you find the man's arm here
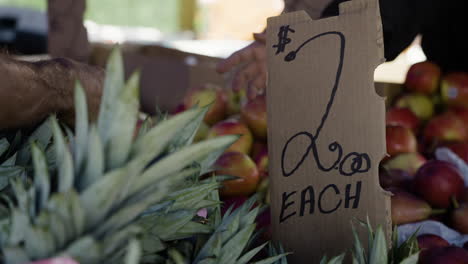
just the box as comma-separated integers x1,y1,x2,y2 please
0,56,103,130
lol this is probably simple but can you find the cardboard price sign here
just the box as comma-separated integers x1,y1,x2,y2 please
266,0,391,262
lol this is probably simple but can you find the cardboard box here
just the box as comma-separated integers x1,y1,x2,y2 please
89,43,225,114
266,0,391,262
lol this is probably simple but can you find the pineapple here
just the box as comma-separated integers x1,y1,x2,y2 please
316,220,420,264
0,49,287,264
0,49,237,264
0,121,54,193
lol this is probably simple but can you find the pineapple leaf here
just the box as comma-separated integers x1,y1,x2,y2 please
80,167,129,229
167,107,207,153
94,197,150,238
46,193,76,242
131,108,208,164
9,177,29,214
0,138,9,156
124,167,200,214
251,253,291,264
327,254,345,264
102,225,141,257
98,47,125,146
368,226,387,264
38,210,67,248
320,256,328,264
399,252,419,264
68,190,85,238
3,246,31,264
0,166,23,191
31,143,50,210
74,81,89,176
219,224,256,264
107,71,140,170
17,121,52,166
236,241,268,264
168,220,213,240
50,117,74,192
124,239,142,264
166,182,220,211
79,125,104,191
141,235,165,254
62,236,101,264
132,135,238,198
194,232,223,263
24,225,56,260
2,153,17,166
8,209,29,245
142,210,197,241
167,248,187,264
351,224,365,264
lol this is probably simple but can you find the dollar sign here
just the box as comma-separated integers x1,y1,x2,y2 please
273,25,295,55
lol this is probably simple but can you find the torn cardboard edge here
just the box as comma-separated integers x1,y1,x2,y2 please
266,0,390,262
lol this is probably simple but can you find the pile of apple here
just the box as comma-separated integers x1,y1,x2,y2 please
176,84,271,231
382,61,468,259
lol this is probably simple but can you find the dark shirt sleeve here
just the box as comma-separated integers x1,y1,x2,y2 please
321,0,467,72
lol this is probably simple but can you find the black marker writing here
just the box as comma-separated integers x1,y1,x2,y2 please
273,25,295,55
280,31,371,178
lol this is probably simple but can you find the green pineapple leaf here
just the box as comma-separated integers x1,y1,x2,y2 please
0,138,9,157
124,239,142,264
79,125,104,191
98,47,125,146
368,226,387,264
31,143,50,210
50,117,74,192
399,252,419,264
107,71,140,170
74,81,89,176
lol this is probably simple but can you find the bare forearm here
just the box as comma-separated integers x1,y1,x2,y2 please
0,56,104,130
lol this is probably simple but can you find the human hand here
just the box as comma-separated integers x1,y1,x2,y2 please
216,32,267,99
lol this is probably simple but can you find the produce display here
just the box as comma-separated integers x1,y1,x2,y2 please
0,48,467,263
0,51,288,264
175,61,468,263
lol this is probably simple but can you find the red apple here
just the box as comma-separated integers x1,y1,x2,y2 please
405,61,441,95
215,152,260,197
386,126,418,157
451,107,468,126
414,160,465,208
207,120,253,154
462,188,468,204
395,94,434,121
424,113,467,144
379,169,413,191
383,152,427,175
417,234,450,250
386,108,420,132
183,84,227,125
251,141,267,159
452,205,468,234
172,103,187,115
441,72,468,108
389,188,433,225
442,142,468,164
241,95,267,140
419,246,468,264
253,146,268,178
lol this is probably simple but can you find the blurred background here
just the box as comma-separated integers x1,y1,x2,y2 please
0,0,425,83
